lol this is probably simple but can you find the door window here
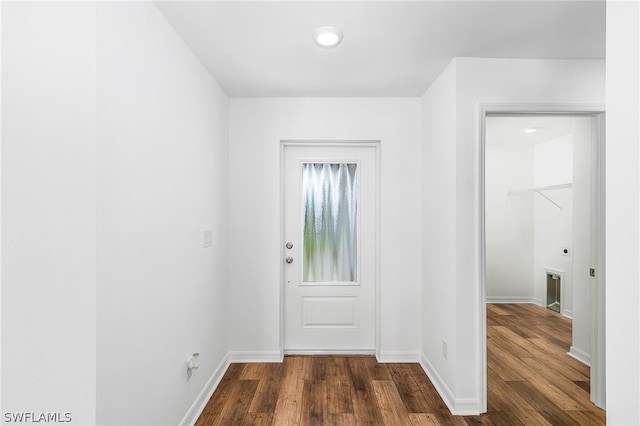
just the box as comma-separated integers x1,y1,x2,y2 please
302,163,357,282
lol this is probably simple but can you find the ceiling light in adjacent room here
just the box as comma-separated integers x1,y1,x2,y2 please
313,26,343,48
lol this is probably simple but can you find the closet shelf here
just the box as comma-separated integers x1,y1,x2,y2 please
507,183,572,210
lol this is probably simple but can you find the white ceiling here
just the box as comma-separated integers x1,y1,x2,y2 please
485,116,574,146
154,0,605,98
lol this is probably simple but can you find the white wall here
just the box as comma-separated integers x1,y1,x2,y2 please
95,3,229,425
421,58,605,413
0,0,3,413
2,3,97,424
2,3,230,424
485,143,535,302
421,61,458,403
606,0,640,423
228,98,422,361
533,135,573,314
484,133,575,309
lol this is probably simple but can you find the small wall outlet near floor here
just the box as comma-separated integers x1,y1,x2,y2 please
202,230,213,248
442,340,448,360
186,352,200,381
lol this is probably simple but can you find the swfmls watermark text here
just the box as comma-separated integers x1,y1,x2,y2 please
3,412,72,423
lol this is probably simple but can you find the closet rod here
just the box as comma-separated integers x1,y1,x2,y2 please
507,183,572,210
507,183,573,195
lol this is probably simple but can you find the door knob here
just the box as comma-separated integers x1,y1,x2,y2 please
285,256,294,264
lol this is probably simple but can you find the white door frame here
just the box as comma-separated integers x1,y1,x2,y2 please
279,140,381,357
478,104,606,411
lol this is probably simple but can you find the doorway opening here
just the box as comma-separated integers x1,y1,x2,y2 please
480,108,605,411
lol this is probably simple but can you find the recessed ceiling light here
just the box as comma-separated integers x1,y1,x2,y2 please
521,127,538,134
313,26,343,48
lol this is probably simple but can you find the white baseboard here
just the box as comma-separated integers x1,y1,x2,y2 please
283,349,374,357
568,346,591,366
229,350,284,363
485,297,538,304
562,309,573,319
376,351,420,363
180,353,230,426
419,354,480,415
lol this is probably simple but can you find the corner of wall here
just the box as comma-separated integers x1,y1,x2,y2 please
180,354,231,426
419,353,481,416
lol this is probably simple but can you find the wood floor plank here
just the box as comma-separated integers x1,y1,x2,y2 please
408,412,442,425
195,363,245,425
271,376,304,425
326,372,354,414
409,365,467,425
241,413,273,426
520,357,592,407
520,350,589,383
487,346,527,381
214,379,259,425
528,337,591,377
508,409,554,426
346,357,386,425
301,379,327,425
239,362,265,380
387,363,432,413
485,372,538,414
195,304,604,426
272,357,307,425
372,380,412,425
367,357,393,381
507,380,582,425
565,408,606,425
486,304,513,316
248,363,285,414
326,413,357,425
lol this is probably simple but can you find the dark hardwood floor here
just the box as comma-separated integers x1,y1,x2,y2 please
484,303,604,425
195,304,605,425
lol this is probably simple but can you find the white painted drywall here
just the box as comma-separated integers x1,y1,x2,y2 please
421,61,458,397
421,58,604,412
533,135,573,314
2,2,96,424
606,1,640,423
485,143,535,302
228,98,422,360
96,3,229,425
0,1,3,413
485,131,575,311
1,3,97,424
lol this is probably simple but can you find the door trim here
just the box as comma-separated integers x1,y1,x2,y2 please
478,104,606,411
279,140,381,358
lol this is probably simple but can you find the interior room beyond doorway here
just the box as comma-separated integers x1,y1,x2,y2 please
484,113,603,408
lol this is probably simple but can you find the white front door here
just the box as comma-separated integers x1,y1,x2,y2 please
282,142,377,353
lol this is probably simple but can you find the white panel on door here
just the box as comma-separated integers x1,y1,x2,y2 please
302,296,358,328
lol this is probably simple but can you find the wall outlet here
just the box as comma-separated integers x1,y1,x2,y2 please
203,231,213,248
186,352,200,381
442,340,448,360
